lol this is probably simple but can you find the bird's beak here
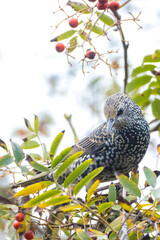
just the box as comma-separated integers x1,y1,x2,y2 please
106,118,115,134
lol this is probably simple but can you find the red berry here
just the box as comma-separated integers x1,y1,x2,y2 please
68,18,78,28
85,50,96,59
13,221,21,230
88,0,97,2
109,1,120,11
97,2,109,10
98,0,108,3
55,42,65,52
24,230,34,240
15,213,25,222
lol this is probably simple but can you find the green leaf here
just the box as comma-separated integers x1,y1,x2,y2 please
64,159,93,188
76,228,90,240
67,1,92,14
24,118,34,132
143,54,160,63
50,131,65,159
87,179,100,202
126,75,152,93
55,151,83,179
34,115,39,134
118,175,141,197
38,195,71,208
133,89,151,106
23,133,37,142
10,140,24,164
143,167,157,188
50,30,76,42
14,181,53,197
152,99,160,119
29,153,42,161
151,188,160,200
21,140,40,149
98,202,114,214
132,64,156,77
23,189,62,208
108,184,116,202
59,204,84,212
29,159,50,172
0,139,8,152
88,23,104,35
66,36,77,53
51,146,72,169
0,154,14,167
74,167,104,195
105,216,123,233
96,11,114,26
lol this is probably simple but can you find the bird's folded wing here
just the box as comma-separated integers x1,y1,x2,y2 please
66,122,107,157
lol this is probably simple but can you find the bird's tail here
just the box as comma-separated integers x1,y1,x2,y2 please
12,171,52,188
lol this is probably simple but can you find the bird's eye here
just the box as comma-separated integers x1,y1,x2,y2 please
117,108,123,116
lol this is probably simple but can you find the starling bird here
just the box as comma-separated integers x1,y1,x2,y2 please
16,93,150,187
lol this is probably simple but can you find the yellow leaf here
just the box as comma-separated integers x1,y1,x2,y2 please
14,181,53,197
59,204,84,212
87,180,100,202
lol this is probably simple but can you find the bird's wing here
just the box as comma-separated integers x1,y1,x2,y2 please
67,122,107,157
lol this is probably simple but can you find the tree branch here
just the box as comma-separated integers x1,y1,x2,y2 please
113,11,129,93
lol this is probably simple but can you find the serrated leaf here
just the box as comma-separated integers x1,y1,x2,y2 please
98,202,114,214
0,154,14,167
132,64,156,77
76,228,90,240
96,11,114,26
24,118,34,132
10,140,24,164
23,189,62,208
87,179,100,202
64,159,93,188
74,167,104,195
66,36,77,53
50,30,76,42
67,1,92,14
51,146,72,169
50,131,65,159
118,175,141,197
21,140,40,149
38,195,71,208
143,167,157,188
0,139,8,152
108,184,116,202
29,159,50,172
34,115,39,134
59,204,84,212
152,99,160,119
14,181,53,197
55,151,83,179
151,188,160,199
105,215,123,233
126,75,152,93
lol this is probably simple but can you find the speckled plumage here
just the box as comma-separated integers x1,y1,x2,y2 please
17,93,150,187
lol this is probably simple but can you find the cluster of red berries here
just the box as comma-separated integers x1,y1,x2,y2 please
13,213,34,240
88,0,120,11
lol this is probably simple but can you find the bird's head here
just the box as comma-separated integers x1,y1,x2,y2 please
104,93,143,134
